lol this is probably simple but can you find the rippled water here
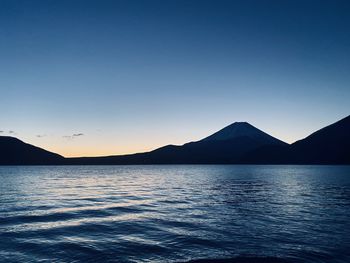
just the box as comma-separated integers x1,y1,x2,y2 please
0,165,350,263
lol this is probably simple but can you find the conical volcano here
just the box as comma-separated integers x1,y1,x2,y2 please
201,122,286,145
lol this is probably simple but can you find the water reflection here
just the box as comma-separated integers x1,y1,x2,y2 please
0,165,350,263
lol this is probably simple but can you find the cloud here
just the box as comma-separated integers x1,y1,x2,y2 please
63,133,85,140
0,130,17,135
7,130,17,135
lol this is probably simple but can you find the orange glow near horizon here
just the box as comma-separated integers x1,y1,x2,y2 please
41,142,164,158
22,128,300,158
14,116,327,158
54,146,158,158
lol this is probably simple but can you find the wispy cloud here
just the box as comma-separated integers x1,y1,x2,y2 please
63,133,85,140
0,130,16,135
7,130,17,135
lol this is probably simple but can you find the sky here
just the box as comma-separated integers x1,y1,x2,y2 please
0,0,349,157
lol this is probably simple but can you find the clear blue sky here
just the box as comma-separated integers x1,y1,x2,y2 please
1,0,349,157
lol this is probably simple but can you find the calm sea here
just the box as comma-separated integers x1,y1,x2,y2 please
0,165,349,263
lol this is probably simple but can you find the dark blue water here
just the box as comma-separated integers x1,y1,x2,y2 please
0,165,349,263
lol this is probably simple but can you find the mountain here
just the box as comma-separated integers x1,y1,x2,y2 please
201,122,284,145
288,115,350,164
68,122,287,165
1,115,349,165
0,136,64,165
243,115,350,164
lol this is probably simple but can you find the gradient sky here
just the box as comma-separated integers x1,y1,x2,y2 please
1,0,349,157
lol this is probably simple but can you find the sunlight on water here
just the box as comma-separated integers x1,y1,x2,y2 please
0,165,350,263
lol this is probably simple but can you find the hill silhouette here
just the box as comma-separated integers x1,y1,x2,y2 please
67,122,287,165
242,115,350,164
1,115,349,165
0,136,64,165
289,115,350,164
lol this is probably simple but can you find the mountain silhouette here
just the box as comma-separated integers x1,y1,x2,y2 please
1,115,349,165
243,115,350,164
201,122,284,145
289,115,350,164
67,122,287,165
0,136,64,165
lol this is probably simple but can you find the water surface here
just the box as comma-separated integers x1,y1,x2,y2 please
0,165,349,262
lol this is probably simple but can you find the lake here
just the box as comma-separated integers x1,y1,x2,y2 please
0,165,349,263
